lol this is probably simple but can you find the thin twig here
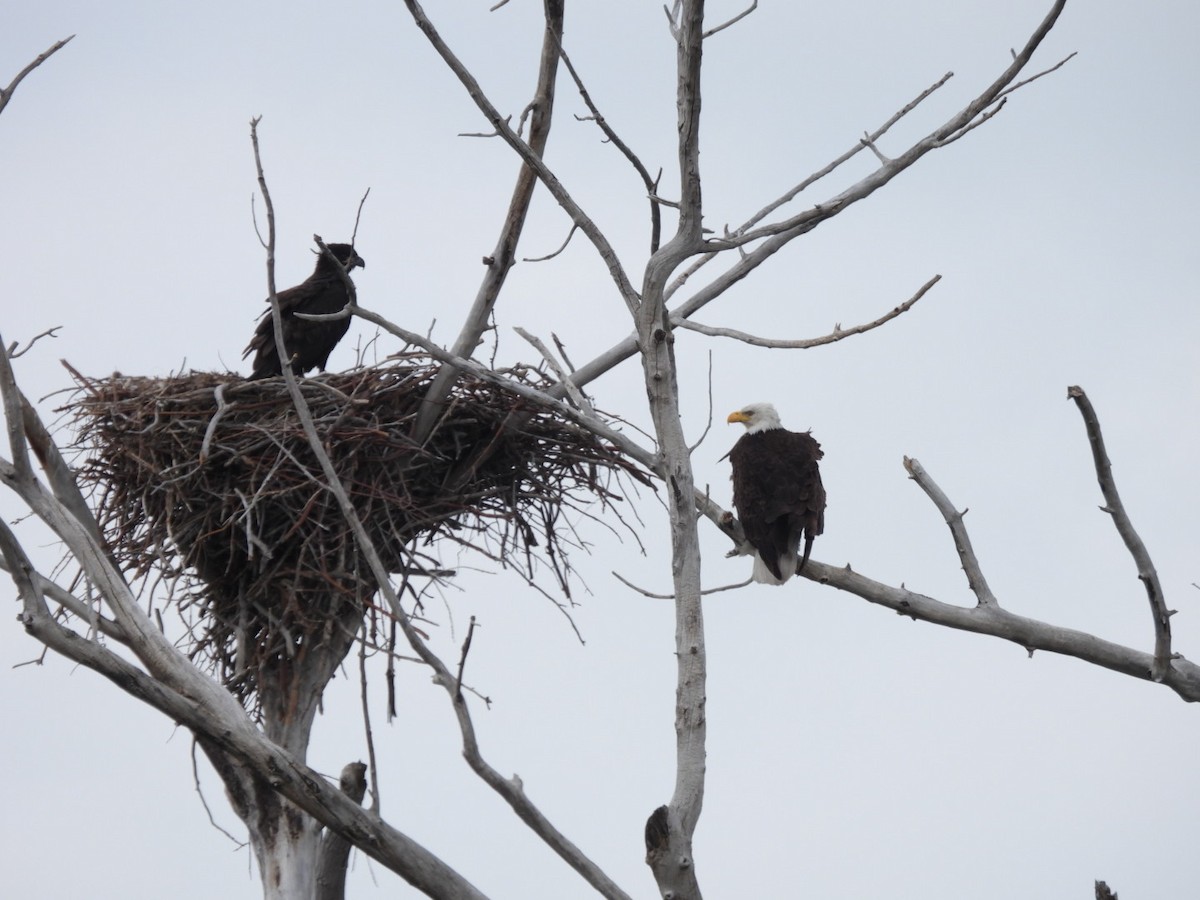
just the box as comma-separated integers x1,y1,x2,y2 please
675,275,940,348
358,626,381,812
6,326,62,359
351,188,371,246
612,570,752,598
523,223,579,262
454,616,477,700
557,42,662,254
702,0,757,38
191,740,247,847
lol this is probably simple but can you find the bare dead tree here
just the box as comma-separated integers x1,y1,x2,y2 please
3,3,1189,899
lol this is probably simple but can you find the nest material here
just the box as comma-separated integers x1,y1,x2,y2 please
66,357,646,702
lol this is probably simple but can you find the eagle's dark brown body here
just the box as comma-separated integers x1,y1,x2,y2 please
728,403,826,584
244,243,365,379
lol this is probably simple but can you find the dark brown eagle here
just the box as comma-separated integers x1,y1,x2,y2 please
727,402,826,584
243,242,366,379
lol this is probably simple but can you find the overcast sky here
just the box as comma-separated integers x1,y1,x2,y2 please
2,1,1198,898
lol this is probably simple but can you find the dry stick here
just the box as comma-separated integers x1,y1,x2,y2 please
409,0,566,445
612,569,751,598
0,35,74,117
190,740,246,847
513,326,594,415
523,223,578,262
454,615,477,701
6,325,61,359
702,0,757,38
1068,385,1172,680
358,626,382,813
557,42,662,254
675,274,940,348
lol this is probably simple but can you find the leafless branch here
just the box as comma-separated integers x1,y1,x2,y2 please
675,275,940,347
358,628,382,813
351,187,371,246
514,326,594,414
995,51,1077,102
1068,385,1171,680
702,0,757,38
190,740,246,847
904,457,999,608
454,615,477,700
557,42,662,253
664,70,953,302
458,116,511,137
0,36,74,118
672,1,1069,255
612,569,751,598
6,326,61,359
523,223,578,262
805,554,1200,700
0,555,127,644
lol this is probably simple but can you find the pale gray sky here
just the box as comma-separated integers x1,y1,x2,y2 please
2,1,1198,898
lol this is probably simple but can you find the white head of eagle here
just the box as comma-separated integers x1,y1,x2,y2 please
726,403,826,585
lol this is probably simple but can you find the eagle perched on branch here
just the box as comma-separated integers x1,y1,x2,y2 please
727,402,826,585
244,242,366,379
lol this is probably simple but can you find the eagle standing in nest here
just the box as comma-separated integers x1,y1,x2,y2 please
244,242,366,379
726,402,826,585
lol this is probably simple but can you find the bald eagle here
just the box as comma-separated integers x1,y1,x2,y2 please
726,402,826,585
244,243,366,379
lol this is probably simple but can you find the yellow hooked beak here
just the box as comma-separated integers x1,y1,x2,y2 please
727,410,751,425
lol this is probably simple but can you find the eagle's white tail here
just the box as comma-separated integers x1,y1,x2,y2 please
752,551,797,585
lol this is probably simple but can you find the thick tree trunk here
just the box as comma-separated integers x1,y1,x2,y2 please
203,598,362,899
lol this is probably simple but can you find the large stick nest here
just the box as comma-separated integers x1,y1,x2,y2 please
65,357,649,703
